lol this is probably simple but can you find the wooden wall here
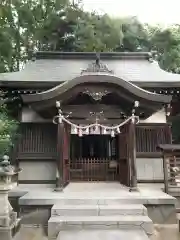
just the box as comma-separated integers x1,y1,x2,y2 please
17,123,57,160
15,123,171,160
136,124,171,157
14,123,171,184
16,123,57,184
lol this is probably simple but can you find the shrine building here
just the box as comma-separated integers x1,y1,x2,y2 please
1,51,180,190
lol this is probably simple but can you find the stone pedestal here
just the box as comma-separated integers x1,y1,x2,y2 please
0,156,21,240
0,183,20,240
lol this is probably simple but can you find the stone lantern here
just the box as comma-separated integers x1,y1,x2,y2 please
0,155,22,240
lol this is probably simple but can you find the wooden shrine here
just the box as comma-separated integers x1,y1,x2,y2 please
1,51,180,189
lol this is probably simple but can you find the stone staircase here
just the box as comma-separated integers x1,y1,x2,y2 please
48,203,154,240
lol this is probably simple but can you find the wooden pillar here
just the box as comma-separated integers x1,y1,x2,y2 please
162,152,169,193
54,122,64,191
129,117,138,191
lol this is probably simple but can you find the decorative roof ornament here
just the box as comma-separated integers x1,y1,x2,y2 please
81,53,114,74
83,89,110,101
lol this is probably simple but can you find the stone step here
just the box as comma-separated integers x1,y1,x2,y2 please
48,215,153,240
57,229,150,240
51,204,147,217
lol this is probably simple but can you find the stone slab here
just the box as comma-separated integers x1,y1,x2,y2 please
17,183,176,206
99,204,147,216
19,193,176,206
52,204,99,216
48,215,153,239
57,229,149,240
51,204,147,216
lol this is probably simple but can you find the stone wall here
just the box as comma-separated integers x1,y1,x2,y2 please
17,158,164,184
136,158,164,182
18,161,56,183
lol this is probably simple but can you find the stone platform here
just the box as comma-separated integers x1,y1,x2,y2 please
9,182,177,224
11,182,175,205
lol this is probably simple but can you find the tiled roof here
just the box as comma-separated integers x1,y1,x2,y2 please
0,52,180,84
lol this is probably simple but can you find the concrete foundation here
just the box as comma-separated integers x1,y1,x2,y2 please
8,182,178,239
9,183,177,223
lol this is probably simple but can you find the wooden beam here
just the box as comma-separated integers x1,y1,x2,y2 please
129,118,138,191
163,153,169,193
29,83,162,113
62,104,124,119
18,180,56,184
55,123,64,191
136,152,162,158
138,180,164,183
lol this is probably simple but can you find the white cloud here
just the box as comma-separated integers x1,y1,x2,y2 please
82,0,180,25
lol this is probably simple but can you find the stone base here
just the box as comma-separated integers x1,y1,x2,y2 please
54,187,63,192
129,187,139,192
0,218,21,240
146,205,177,224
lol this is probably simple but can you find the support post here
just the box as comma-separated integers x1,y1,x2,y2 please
129,116,138,192
54,122,64,192
163,153,169,193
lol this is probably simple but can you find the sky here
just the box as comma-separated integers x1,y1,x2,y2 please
82,0,180,26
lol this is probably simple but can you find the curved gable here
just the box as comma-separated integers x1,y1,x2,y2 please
21,74,171,104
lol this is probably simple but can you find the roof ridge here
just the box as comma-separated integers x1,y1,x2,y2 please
32,51,152,60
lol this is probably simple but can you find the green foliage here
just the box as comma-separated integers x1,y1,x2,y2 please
2,2,180,145
74,13,123,52
0,105,18,158
147,25,180,73
1,0,180,73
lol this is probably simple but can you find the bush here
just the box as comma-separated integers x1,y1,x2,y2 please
0,105,18,158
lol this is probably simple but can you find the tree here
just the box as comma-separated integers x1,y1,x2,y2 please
148,25,180,73
0,104,18,158
1,1,180,73
117,17,150,52
74,13,123,52
0,0,82,73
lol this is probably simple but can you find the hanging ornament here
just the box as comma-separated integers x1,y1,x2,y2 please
111,130,115,138
103,128,107,134
74,126,78,134
116,127,121,134
56,101,61,108
85,127,89,134
54,107,139,136
95,124,99,132
78,129,83,137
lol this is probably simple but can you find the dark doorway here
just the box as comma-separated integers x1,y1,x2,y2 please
70,135,119,181
71,135,118,159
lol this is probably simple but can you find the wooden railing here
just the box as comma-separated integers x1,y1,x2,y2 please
17,123,57,159
163,154,180,193
136,125,171,154
16,123,171,159
69,158,119,182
